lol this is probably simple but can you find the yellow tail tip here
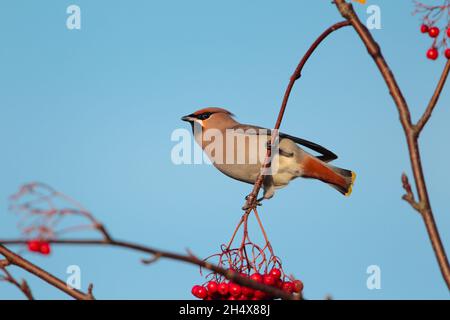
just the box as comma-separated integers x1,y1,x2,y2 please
345,171,357,197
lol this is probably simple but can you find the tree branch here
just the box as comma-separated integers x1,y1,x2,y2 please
0,238,297,300
333,0,450,290
0,260,34,300
3,182,299,300
0,244,94,300
416,60,450,134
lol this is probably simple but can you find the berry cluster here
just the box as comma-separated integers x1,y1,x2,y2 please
414,1,450,61
422,25,450,60
191,268,303,300
192,206,301,300
27,240,51,255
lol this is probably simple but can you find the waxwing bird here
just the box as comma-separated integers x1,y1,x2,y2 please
181,107,356,205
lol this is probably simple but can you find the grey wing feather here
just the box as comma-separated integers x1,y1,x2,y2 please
230,124,338,162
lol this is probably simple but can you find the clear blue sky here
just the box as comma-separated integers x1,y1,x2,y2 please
1,0,449,299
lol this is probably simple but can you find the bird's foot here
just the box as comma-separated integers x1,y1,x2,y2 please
242,196,263,210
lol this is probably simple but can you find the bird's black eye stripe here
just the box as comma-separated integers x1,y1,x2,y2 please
196,112,212,120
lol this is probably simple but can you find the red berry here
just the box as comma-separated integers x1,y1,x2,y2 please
228,296,237,300
249,273,263,283
39,242,51,255
447,27,450,38
196,286,208,299
263,274,276,286
282,281,295,294
229,283,242,297
427,47,439,60
191,285,207,299
241,286,254,298
269,268,282,279
429,27,440,38
206,281,218,295
191,285,200,297
253,290,266,300
293,280,304,293
275,278,283,288
27,240,41,252
445,48,450,59
217,282,229,295
238,294,248,300
420,24,429,33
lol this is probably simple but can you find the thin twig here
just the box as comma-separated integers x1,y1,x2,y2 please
243,20,351,210
0,261,34,300
416,60,450,134
401,173,421,212
253,208,274,258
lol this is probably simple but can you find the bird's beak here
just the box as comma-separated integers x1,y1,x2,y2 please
181,114,195,122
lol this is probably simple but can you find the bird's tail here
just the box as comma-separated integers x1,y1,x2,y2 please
301,156,356,196
327,165,356,196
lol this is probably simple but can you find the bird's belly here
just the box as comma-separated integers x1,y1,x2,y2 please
272,171,298,188
271,154,302,187
214,163,261,184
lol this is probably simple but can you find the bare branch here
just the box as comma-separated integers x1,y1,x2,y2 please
4,182,301,300
0,261,34,300
0,244,94,300
141,253,162,265
416,60,450,134
333,0,450,290
87,283,94,299
401,173,421,212
0,239,298,300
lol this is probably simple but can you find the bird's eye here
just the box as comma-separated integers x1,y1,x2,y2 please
197,112,211,120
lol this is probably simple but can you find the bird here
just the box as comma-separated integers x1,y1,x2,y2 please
182,107,356,207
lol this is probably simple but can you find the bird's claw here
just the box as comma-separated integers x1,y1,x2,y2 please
241,196,263,210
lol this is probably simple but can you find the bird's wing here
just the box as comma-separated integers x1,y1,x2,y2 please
278,132,338,162
230,124,338,162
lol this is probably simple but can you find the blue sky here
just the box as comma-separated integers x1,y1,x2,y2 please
0,0,449,299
